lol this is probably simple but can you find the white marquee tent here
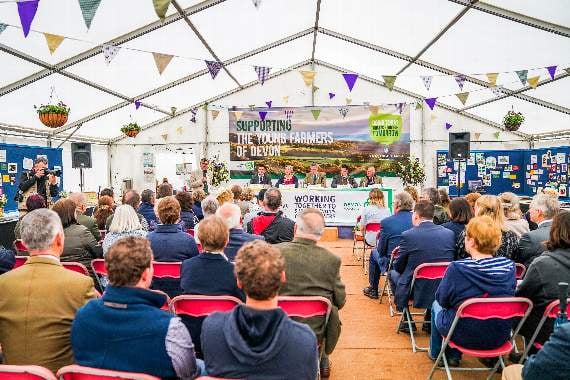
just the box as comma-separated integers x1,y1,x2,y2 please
1,0,569,192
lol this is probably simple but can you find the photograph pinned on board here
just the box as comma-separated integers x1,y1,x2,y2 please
485,156,497,169
476,153,485,165
559,185,567,197
497,156,509,165
7,163,17,173
467,153,475,165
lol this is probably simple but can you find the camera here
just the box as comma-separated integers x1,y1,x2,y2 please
46,169,62,177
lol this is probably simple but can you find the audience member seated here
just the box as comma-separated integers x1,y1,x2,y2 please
502,322,570,380
456,195,519,260
499,192,530,237
0,209,95,372
242,188,266,228
193,195,219,244
14,193,46,240
102,205,147,255
92,188,114,215
157,182,173,199
202,240,318,380
236,187,255,217
358,188,392,246
389,200,455,326
138,189,158,229
515,193,560,268
465,192,481,214
404,185,419,203
106,190,149,231
0,247,15,274
93,195,114,230
277,208,345,378
216,203,264,261
180,216,245,356
421,187,449,225
52,199,103,282
230,184,243,202
69,192,100,241
428,215,516,367
363,192,414,299
276,164,300,188
71,237,202,379
441,197,473,242
438,188,451,216
246,187,295,244
216,188,234,205
331,164,358,188
176,191,197,230
516,210,570,350
192,189,206,221
147,196,199,297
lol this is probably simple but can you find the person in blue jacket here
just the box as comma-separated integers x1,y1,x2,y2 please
441,197,473,242
138,189,157,230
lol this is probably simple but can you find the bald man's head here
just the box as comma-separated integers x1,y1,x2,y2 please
122,190,141,209
216,202,241,229
296,208,325,240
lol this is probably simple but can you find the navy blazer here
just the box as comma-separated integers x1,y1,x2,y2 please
376,210,413,272
393,221,455,310
192,203,204,221
249,174,272,186
224,228,265,261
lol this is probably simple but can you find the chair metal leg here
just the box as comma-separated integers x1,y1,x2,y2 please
442,354,453,380
406,308,419,353
396,310,405,333
486,356,504,380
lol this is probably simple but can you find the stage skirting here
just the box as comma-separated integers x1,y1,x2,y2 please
279,188,393,226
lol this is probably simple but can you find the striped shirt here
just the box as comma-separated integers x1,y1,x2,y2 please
455,256,514,275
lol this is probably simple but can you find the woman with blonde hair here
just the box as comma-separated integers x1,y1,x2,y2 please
498,192,529,237
455,194,519,259
404,186,419,203
102,205,147,255
358,188,392,246
216,188,234,205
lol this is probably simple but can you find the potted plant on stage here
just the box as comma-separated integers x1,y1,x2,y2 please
394,157,426,187
0,194,7,218
35,101,70,128
503,110,524,131
121,122,141,138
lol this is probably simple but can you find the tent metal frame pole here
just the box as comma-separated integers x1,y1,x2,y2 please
310,0,322,63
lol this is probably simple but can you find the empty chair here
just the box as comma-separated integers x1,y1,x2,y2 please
0,365,56,380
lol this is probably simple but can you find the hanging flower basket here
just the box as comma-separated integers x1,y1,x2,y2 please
503,110,524,132
121,122,141,138
35,101,70,128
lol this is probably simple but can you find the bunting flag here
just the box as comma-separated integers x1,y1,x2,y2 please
346,98,352,105
527,75,540,89
252,0,262,8
205,60,223,79
176,126,183,135
415,102,423,110
282,96,289,103
455,92,469,105
189,108,198,123
311,109,321,121
284,109,294,120
248,104,255,110
486,73,499,86
516,70,528,85
430,114,438,121
259,111,268,121
161,133,168,141
491,85,504,97
546,66,557,80
425,97,437,110
102,44,121,65
254,66,271,85
134,100,141,110
474,132,481,140
211,110,220,120
312,85,319,94
564,68,570,75
17,0,39,37
382,75,396,91
265,100,272,108
44,33,65,55
153,52,174,75
396,102,405,114
342,73,358,92
153,0,172,19
420,76,432,91
494,132,501,139
328,92,335,100
170,106,177,116
454,74,467,91
299,70,316,86
78,0,102,29
0,23,7,34
338,107,349,118
233,111,243,121
369,105,379,115
445,123,453,130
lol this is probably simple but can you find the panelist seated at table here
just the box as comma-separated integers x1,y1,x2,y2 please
359,166,383,188
304,163,327,188
275,165,299,188
249,164,272,186
331,165,358,188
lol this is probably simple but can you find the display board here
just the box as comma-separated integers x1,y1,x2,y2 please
0,143,63,212
228,105,410,179
523,147,570,197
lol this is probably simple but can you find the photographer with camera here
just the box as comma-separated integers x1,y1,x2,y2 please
16,157,59,214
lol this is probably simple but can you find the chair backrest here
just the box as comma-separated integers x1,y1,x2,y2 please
413,262,450,281
57,364,159,380
14,239,27,253
197,244,203,253
14,255,28,269
364,222,381,233
90,259,107,276
170,295,243,317
277,296,332,321
151,262,182,279
61,262,90,276
456,297,533,320
542,298,570,319
0,365,56,380
150,289,171,312
515,263,526,280
187,229,195,237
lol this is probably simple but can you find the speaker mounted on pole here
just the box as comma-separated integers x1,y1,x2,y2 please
71,143,92,168
449,132,471,160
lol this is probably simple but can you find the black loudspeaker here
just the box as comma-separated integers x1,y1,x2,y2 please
449,132,471,159
71,143,92,168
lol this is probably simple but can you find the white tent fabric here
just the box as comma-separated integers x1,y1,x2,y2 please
1,0,569,141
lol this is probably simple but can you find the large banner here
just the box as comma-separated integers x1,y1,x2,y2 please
228,105,410,178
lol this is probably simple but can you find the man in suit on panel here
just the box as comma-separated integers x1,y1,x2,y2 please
304,163,327,187
0,209,96,373
331,164,358,188
359,166,383,188
249,164,272,186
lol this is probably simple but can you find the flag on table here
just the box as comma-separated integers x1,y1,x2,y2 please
102,44,121,65
421,76,432,91
17,0,39,37
205,60,223,79
254,66,271,85
78,0,102,29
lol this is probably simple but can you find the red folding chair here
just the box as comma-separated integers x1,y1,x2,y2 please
428,297,533,380
0,364,56,380
170,295,243,317
515,263,526,280
14,255,28,269
90,259,107,290
379,246,400,317
61,262,90,277
519,298,569,363
397,262,451,353
150,289,171,312
152,262,182,279
361,223,381,274
197,244,203,253
14,239,27,253
57,364,159,380
187,229,195,237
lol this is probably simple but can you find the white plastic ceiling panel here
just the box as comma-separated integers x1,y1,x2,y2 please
480,0,570,28
0,52,43,87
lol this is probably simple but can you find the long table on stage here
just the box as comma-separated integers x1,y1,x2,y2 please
0,211,19,250
278,187,393,226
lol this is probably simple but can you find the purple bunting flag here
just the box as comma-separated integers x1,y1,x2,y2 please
454,74,467,91
342,73,358,92
190,108,197,123
338,107,349,118
134,100,141,110
328,92,335,100
17,0,39,37
546,65,557,80
265,100,272,108
396,102,405,114
425,97,437,110
445,122,453,130
259,111,268,121
205,60,223,80
284,109,294,120
254,66,271,85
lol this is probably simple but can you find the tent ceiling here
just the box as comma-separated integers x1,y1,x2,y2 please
1,0,569,143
